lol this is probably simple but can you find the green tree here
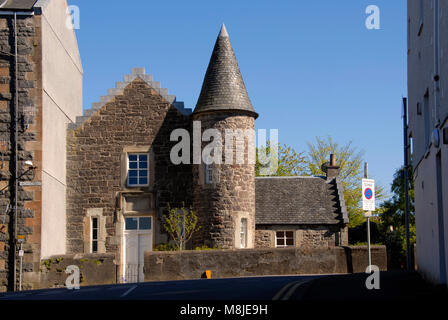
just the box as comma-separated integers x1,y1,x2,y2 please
163,205,201,251
255,142,306,177
378,166,415,268
380,166,415,228
305,136,385,227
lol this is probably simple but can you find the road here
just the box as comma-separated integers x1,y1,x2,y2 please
0,272,445,301
0,275,322,300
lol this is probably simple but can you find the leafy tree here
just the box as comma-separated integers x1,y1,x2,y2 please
163,205,201,251
380,166,415,228
255,142,306,177
378,166,415,268
305,136,385,228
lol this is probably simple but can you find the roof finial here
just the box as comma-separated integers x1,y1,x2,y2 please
219,23,229,38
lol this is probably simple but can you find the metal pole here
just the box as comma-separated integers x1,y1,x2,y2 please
403,97,411,271
365,163,372,270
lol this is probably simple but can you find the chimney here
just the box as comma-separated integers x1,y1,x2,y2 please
326,154,340,180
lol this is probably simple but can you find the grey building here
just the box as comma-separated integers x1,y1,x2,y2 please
408,0,448,285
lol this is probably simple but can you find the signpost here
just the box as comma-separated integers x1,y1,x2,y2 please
363,163,375,271
362,179,376,212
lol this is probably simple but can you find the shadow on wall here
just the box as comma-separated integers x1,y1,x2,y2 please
348,222,415,271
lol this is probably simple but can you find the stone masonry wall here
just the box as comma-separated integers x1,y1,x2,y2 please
192,112,256,249
38,253,117,289
66,78,192,260
255,225,344,249
0,14,42,292
144,246,388,281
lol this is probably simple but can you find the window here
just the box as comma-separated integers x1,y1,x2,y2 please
125,217,152,231
205,164,213,184
127,153,149,187
276,231,294,248
91,217,99,253
240,218,248,248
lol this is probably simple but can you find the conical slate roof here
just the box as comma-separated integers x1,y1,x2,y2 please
194,24,257,117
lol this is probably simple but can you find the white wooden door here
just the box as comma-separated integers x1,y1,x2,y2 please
124,217,152,283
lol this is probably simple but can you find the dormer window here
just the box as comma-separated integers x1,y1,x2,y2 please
127,153,149,187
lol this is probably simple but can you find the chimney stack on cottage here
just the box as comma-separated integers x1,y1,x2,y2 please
326,154,340,180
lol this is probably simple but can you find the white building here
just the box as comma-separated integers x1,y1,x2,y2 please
408,0,448,285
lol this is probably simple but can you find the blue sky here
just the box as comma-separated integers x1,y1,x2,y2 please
69,0,407,195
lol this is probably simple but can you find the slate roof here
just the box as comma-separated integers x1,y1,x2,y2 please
0,0,37,10
194,24,258,118
255,176,349,225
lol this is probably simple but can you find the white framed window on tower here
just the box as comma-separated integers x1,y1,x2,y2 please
91,217,99,253
127,153,149,187
276,231,294,248
205,163,213,184
240,218,248,248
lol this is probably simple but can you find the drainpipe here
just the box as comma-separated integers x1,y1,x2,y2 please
13,10,18,292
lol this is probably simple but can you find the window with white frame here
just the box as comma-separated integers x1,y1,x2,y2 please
276,231,294,248
205,163,213,184
91,217,99,253
127,153,149,187
240,218,248,248
125,217,152,231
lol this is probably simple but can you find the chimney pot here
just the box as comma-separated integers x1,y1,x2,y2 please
330,154,336,166
326,154,340,180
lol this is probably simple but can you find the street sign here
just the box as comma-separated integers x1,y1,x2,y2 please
362,179,375,211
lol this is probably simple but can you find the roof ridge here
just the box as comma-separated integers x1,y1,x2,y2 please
68,67,192,130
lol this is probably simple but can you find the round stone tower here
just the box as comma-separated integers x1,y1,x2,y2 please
193,24,258,249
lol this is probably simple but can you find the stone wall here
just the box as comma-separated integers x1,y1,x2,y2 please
192,112,256,249
144,246,387,281
255,225,344,248
255,230,273,248
0,13,42,292
21,253,117,289
66,78,192,258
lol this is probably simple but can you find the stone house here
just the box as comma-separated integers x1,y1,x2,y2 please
65,24,349,283
255,170,349,249
0,0,349,290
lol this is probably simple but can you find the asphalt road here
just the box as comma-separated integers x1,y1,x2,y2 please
0,275,322,300
0,272,445,302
